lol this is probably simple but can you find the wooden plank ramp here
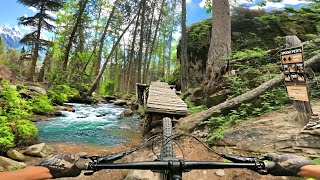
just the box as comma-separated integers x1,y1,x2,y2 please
146,82,188,115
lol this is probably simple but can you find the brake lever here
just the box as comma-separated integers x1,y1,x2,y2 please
220,153,259,163
80,151,127,163
220,153,271,174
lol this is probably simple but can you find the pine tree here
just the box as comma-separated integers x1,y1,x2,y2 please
18,0,63,81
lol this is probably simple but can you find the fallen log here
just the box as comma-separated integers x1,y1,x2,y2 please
178,53,320,132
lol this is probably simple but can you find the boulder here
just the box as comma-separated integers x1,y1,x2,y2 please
114,100,127,106
119,124,132,130
52,111,63,116
24,143,54,157
102,95,117,102
29,86,46,95
0,156,26,170
31,115,51,122
7,149,26,162
0,166,4,172
120,109,134,118
128,102,139,111
55,106,75,112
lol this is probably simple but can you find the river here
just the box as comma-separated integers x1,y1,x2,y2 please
36,103,141,148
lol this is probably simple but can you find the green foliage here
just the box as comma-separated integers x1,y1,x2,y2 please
29,95,54,114
0,81,52,151
185,97,207,114
206,87,290,141
0,81,32,120
164,66,180,85
313,158,320,165
15,120,38,141
48,84,80,105
10,165,22,171
232,48,267,60
0,125,15,149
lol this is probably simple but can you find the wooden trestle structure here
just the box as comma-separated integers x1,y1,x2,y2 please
137,81,188,134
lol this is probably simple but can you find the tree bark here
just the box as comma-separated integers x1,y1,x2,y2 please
178,53,320,132
94,2,117,76
144,0,165,83
180,0,188,92
27,3,44,81
85,14,138,97
62,0,88,70
193,0,231,95
37,51,52,82
126,9,141,94
81,4,102,78
137,0,147,83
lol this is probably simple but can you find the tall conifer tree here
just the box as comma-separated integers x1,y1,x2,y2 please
18,0,63,81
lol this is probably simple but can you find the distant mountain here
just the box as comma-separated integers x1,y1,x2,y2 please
0,24,23,49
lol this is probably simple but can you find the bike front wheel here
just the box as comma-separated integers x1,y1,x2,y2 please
160,117,174,180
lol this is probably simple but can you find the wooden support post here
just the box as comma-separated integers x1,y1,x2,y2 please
286,36,313,125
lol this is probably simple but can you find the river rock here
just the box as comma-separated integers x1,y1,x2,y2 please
120,109,134,118
7,149,26,162
29,86,47,95
55,105,75,112
0,156,26,170
53,110,63,116
119,124,132,130
128,102,139,111
24,143,54,157
114,100,127,106
102,95,117,102
125,170,160,180
215,169,225,177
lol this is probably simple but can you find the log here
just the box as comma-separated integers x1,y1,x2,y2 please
178,53,320,132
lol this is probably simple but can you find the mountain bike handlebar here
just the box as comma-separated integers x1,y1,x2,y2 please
76,159,273,173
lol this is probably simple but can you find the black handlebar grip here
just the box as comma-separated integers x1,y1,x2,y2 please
75,160,88,170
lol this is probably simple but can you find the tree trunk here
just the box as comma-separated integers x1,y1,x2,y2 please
126,10,141,94
144,0,165,83
62,0,88,70
137,0,147,83
27,3,44,81
81,4,102,78
142,0,155,83
180,0,188,92
193,0,231,96
85,14,138,97
178,53,320,132
37,51,52,82
94,2,117,76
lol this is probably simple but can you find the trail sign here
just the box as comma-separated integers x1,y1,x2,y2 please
280,46,309,102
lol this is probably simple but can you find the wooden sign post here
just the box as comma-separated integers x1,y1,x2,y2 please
282,36,313,125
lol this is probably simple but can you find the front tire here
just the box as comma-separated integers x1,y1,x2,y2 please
160,117,173,180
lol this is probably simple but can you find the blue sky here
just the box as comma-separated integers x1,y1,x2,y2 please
0,0,311,37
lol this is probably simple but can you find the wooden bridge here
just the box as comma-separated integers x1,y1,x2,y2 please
137,81,188,134
146,82,187,115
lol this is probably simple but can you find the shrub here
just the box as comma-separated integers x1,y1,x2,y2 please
0,126,15,150
30,94,54,114
0,81,32,120
15,120,38,142
48,84,80,105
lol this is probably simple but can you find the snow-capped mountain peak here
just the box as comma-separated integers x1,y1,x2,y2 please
0,24,23,48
